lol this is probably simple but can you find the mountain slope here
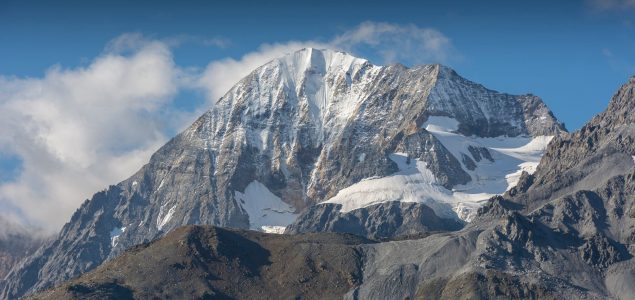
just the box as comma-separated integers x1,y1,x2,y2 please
31,77,635,300
28,226,371,300
1,48,563,299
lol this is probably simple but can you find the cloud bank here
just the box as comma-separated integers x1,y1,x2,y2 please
0,36,188,230
0,22,456,232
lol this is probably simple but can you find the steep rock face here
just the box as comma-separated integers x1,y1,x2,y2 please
509,77,635,212
467,78,635,299
1,48,563,299
427,66,562,137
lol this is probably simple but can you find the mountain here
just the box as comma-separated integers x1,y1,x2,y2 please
29,77,635,300
1,48,564,299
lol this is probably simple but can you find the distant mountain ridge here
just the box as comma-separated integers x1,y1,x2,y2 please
1,48,564,299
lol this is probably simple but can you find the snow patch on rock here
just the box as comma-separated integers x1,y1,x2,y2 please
325,153,463,220
235,181,298,231
157,178,165,191
157,204,176,231
110,226,126,247
261,226,287,234
423,116,460,132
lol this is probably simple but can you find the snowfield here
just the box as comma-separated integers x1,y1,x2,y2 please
325,116,552,222
235,180,298,231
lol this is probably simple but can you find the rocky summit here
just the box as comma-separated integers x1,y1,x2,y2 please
2,48,565,299
26,76,635,300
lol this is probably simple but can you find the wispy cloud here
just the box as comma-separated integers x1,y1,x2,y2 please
161,34,232,49
601,47,635,73
0,212,48,240
587,0,635,12
332,21,457,65
107,33,232,52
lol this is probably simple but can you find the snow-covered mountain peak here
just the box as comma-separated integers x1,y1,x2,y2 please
209,48,384,153
201,49,564,216
273,48,371,82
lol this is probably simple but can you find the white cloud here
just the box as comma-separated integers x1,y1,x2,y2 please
332,21,456,65
0,36,187,231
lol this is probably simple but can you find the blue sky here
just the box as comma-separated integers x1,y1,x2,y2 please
2,0,634,128
0,0,635,129
1,0,634,229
